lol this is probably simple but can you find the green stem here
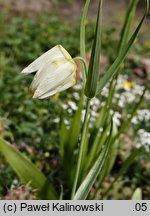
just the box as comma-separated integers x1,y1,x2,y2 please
74,56,88,79
80,0,91,82
71,98,91,199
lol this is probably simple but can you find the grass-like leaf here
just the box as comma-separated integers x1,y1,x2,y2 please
132,188,142,200
61,94,83,162
117,0,139,54
97,0,149,94
80,0,91,82
60,117,69,159
73,119,113,200
85,0,103,98
67,94,83,155
60,94,83,190
103,0,139,115
0,138,58,200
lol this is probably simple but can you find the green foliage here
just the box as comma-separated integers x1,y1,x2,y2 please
97,7,148,95
0,16,83,150
0,0,149,199
0,15,82,196
80,0,91,82
0,163,16,195
0,138,58,199
85,0,103,98
132,188,142,200
73,119,113,200
60,94,84,190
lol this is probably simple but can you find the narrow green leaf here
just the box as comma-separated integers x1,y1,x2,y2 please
96,123,119,190
73,119,113,200
60,117,68,158
80,0,91,82
68,94,83,153
132,188,142,200
118,0,139,54
103,0,139,114
78,122,89,183
86,123,110,173
85,0,103,98
60,94,84,190
0,138,58,200
91,122,119,199
105,122,119,173
97,0,149,94
86,108,112,175
59,185,64,200
71,98,91,199
61,94,83,161
88,104,107,153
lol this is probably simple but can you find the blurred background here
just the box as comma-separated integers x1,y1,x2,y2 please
0,0,149,199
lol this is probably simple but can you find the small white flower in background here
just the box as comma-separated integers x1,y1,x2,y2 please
132,84,144,96
53,118,60,123
112,111,122,127
73,83,82,91
145,90,150,100
64,119,70,126
101,84,109,97
21,45,77,99
90,97,101,111
135,129,150,153
73,92,80,101
115,74,128,90
81,109,86,122
67,109,73,114
61,103,68,110
132,109,150,127
118,92,136,108
11,179,19,190
68,101,78,111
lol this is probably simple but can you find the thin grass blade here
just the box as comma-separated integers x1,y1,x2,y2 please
132,188,142,200
118,0,139,54
85,0,103,98
80,0,91,82
97,0,149,94
73,119,113,200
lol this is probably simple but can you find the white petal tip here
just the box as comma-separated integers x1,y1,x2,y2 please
21,67,36,74
21,67,30,74
32,95,37,99
32,93,38,99
32,89,42,99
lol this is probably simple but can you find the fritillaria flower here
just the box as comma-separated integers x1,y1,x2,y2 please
21,45,77,99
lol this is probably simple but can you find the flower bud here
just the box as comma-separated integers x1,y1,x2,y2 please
21,45,77,99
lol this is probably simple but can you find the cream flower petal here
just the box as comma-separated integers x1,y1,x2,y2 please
36,75,76,99
21,45,72,74
32,61,76,98
30,60,61,92
21,45,77,98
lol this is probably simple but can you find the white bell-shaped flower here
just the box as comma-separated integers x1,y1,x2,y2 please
21,45,77,99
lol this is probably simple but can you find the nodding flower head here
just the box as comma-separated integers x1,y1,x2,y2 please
21,45,77,99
